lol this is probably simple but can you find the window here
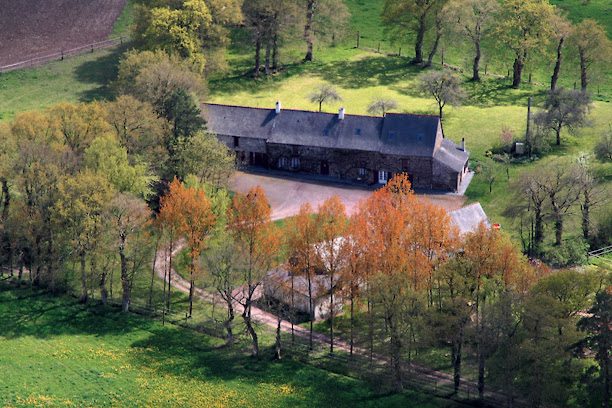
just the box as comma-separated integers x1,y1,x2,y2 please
233,136,239,148
378,170,388,184
358,167,367,177
291,157,300,169
278,157,289,168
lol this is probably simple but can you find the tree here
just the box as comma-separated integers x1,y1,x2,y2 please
303,0,349,62
418,70,465,135
84,135,157,199
445,0,498,81
594,129,612,162
177,184,215,318
54,171,114,303
309,85,342,112
575,156,607,242
534,88,590,146
285,203,319,349
107,193,152,312
570,20,612,92
102,95,167,166
0,124,16,276
480,158,497,193
204,232,241,345
173,132,235,187
382,0,446,65
158,178,186,312
496,0,555,88
315,196,348,354
133,0,212,72
548,12,573,91
367,98,398,116
228,186,279,356
576,290,611,408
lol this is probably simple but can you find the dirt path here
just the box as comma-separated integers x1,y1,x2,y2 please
155,244,513,406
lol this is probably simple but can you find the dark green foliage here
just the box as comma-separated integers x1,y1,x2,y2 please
542,239,589,267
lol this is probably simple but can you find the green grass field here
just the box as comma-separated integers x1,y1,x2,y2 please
0,282,459,408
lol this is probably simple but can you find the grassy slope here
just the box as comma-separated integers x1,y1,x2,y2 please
0,284,455,408
111,0,135,37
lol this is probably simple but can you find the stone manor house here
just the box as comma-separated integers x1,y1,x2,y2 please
204,102,470,191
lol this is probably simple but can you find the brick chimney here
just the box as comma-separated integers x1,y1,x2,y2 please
275,101,281,114
338,107,345,120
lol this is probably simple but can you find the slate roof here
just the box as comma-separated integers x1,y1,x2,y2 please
204,103,467,164
449,203,490,235
434,139,470,173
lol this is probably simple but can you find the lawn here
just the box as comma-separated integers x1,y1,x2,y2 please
0,282,458,408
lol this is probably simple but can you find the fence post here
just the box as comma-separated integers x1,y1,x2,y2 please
398,47,401,57
91,44,94,53
356,31,360,48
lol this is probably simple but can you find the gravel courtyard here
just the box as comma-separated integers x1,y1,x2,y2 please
229,171,467,220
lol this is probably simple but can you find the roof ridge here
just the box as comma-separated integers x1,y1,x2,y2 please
203,103,438,120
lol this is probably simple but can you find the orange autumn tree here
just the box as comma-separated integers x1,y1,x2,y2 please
459,222,536,399
158,177,185,312
178,185,215,318
284,203,319,349
228,186,279,357
315,195,348,354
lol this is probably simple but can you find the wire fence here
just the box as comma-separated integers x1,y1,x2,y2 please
0,36,128,74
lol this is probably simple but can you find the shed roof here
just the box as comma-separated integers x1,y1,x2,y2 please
449,203,490,235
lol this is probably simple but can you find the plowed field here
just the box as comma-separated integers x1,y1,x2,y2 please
0,0,126,66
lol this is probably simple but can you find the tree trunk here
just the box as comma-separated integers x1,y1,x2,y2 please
119,233,130,313
581,191,591,240
551,37,564,91
439,104,445,137
254,35,262,78
534,206,544,253
452,323,464,393
329,270,334,354
275,315,282,360
167,239,173,312
556,126,562,146
512,55,524,89
0,178,11,277
425,19,442,68
413,13,426,64
264,38,272,76
100,269,108,306
304,0,315,62
224,296,235,345
149,236,160,308
272,33,279,72
389,316,404,392
188,258,195,318
349,286,354,357
554,214,563,246
473,39,481,81
308,271,314,350
243,301,259,356
579,48,588,92
79,251,88,303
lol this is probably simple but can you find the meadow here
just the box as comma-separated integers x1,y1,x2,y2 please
0,282,459,408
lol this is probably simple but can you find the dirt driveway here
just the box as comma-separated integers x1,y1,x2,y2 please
230,171,466,220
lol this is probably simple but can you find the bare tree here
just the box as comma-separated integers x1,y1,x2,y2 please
367,99,399,117
534,88,591,146
576,156,608,241
570,20,612,92
309,85,342,112
445,0,499,81
418,70,466,136
548,12,573,91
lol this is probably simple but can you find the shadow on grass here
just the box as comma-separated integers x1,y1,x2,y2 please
73,45,127,102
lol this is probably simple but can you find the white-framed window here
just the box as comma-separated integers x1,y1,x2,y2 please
358,167,367,177
378,170,388,184
291,157,300,169
278,157,289,168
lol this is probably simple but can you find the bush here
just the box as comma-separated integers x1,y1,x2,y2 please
593,131,612,162
542,239,589,268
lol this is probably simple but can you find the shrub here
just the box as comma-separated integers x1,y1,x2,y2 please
593,131,612,162
542,239,589,268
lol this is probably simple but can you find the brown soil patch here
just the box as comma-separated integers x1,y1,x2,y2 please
0,0,126,66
